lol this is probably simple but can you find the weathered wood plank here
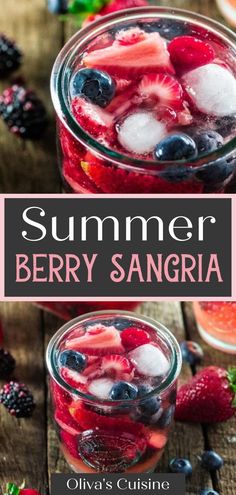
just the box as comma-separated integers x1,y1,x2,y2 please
182,302,236,495
0,302,47,493
0,0,61,193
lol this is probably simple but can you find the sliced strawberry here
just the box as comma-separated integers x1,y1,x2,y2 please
63,159,100,193
106,86,137,117
102,354,134,380
148,431,168,450
121,327,151,351
81,156,203,194
71,96,115,141
83,31,174,77
139,73,183,109
70,400,147,437
83,358,103,380
168,36,215,71
60,367,88,392
115,27,146,45
64,325,124,355
55,408,82,436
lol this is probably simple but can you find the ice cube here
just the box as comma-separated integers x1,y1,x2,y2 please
183,63,236,116
129,344,169,377
88,378,114,399
117,111,167,154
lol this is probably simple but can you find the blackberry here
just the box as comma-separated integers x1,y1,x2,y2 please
0,348,15,378
0,381,35,418
0,34,22,77
0,84,48,139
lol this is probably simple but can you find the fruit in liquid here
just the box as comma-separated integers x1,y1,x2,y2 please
58,16,236,193
51,315,177,472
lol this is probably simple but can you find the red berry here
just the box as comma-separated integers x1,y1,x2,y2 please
64,324,124,356
72,96,115,143
168,36,215,70
102,354,134,379
175,366,236,423
121,327,151,350
138,73,183,109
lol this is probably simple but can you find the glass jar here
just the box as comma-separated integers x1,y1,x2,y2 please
46,310,182,473
193,302,236,354
51,7,236,194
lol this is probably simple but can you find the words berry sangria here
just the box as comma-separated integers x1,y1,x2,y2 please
51,7,236,193
46,311,182,472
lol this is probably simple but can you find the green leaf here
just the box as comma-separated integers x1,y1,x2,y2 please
4,484,20,495
227,367,236,407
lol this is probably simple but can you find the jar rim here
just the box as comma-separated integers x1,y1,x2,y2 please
51,6,236,173
46,309,182,404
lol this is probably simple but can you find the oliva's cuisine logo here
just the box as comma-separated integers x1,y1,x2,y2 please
3,197,232,297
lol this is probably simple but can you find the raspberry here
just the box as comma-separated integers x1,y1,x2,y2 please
121,327,151,350
0,34,22,77
0,381,35,418
0,84,48,139
0,348,15,378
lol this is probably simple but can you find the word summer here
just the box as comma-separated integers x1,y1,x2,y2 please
15,253,223,283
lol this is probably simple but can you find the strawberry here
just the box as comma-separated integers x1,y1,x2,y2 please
138,73,183,109
63,159,101,193
83,0,148,25
102,354,134,379
81,157,203,194
83,30,174,77
4,484,41,495
121,327,151,350
175,366,236,423
114,77,132,93
55,408,82,436
168,36,215,71
71,96,114,140
60,366,88,392
64,324,124,355
69,400,147,437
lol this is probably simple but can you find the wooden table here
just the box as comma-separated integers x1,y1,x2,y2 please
0,0,233,194
0,2,235,495
0,302,235,494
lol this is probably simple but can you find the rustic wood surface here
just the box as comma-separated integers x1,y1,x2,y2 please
0,0,231,193
0,302,235,495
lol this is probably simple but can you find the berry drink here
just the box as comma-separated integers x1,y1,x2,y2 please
193,302,236,354
46,311,182,472
36,301,139,320
51,7,236,194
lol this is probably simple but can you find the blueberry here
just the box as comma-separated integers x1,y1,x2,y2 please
47,0,68,14
195,158,235,185
113,318,133,330
109,381,138,400
156,405,175,428
199,490,219,495
169,457,193,476
194,130,224,155
70,68,115,107
59,350,87,372
180,341,204,366
154,133,197,161
143,20,189,39
159,164,193,183
200,451,224,471
138,384,162,416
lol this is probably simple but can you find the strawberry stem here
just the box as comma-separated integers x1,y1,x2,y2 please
4,484,20,495
227,367,236,407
